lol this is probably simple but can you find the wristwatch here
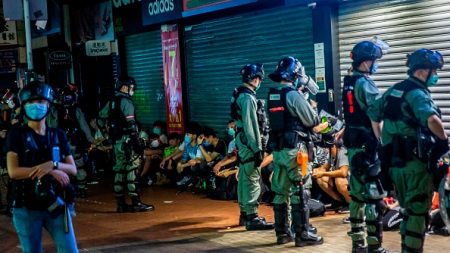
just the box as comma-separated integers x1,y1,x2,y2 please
53,161,59,170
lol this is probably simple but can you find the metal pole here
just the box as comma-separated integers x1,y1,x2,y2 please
23,0,33,70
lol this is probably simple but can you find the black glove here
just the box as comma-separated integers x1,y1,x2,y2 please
254,150,264,168
433,138,449,159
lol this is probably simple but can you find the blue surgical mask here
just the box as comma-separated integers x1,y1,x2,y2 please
228,128,235,136
24,102,48,121
203,140,210,147
427,74,439,87
371,62,378,74
153,127,162,135
184,134,191,143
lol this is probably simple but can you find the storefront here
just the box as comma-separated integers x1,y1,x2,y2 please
338,0,450,131
183,2,315,132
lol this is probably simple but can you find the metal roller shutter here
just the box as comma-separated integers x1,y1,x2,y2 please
184,5,314,134
338,0,450,133
124,31,165,129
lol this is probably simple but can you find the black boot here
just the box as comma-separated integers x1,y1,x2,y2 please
131,196,154,212
245,213,274,231
292,204,323,247
352,240,368,253
368,244,395,253
239,212,246,226
274,204,293,245
116,197,129,213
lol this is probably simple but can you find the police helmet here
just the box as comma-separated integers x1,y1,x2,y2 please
117,76,136,89
406,49,444,74
269,56,303,83
350,41,383,68
19,81,54,106
240,63,264,83
59,84,78,106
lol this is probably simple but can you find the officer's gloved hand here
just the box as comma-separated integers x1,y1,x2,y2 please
254,150,264,168
431,137,449,162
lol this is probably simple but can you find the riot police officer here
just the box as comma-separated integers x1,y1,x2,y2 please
267,56,323,247
230,63,273,230
47,84,94,198
100,76,153,213
368,49,448,253
342,40,391,253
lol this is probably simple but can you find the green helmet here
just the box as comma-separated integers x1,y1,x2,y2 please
19,81,54,106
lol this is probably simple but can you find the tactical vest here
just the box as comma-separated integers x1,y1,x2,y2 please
267,86,307,150
109,94,132,138
267,86,304,133
58,106,86,147
230,86,254,122
383,79,427,127
12,126,63,209
342,75,372,128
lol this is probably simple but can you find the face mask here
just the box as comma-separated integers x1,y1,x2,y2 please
427,74,439,87
24,102,48,121
254,81,261,92
303,91,310,100
150,139,159,148
184,134,191,143
228,128,236,136
129,90,134,96
371,62,378,74
203,140,210,147
153,127,161,135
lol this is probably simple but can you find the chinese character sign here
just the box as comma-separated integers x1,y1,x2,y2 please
161,24,184,134
0,21,18,45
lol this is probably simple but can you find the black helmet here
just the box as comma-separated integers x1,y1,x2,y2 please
269,56,303,83
350,41,383,68
240,63,264,83
19,81,54,106
406,49,444,74
117,76,136,89
59,84,78,107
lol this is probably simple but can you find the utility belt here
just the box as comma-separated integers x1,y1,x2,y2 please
268,130,310,152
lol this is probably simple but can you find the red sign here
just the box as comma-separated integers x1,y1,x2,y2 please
161,24,184,134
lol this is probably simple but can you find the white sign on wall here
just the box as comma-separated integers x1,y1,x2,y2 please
0,21,18,45
85,40,111,56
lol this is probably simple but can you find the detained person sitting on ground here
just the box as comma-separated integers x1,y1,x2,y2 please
312,135,350,213
176,122,204,187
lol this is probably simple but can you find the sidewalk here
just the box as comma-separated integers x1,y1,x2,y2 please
1,182,449,252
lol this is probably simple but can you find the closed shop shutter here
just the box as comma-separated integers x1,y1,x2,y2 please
124,31,165,129
184,5,314,134
338,0,450,133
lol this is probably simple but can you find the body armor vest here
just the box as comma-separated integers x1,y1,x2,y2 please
267,86,304,133
58,106,86,148
342,75,372,128
109,94,133,138
230,86,254,121
383,79,425,127
267,86,307,150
